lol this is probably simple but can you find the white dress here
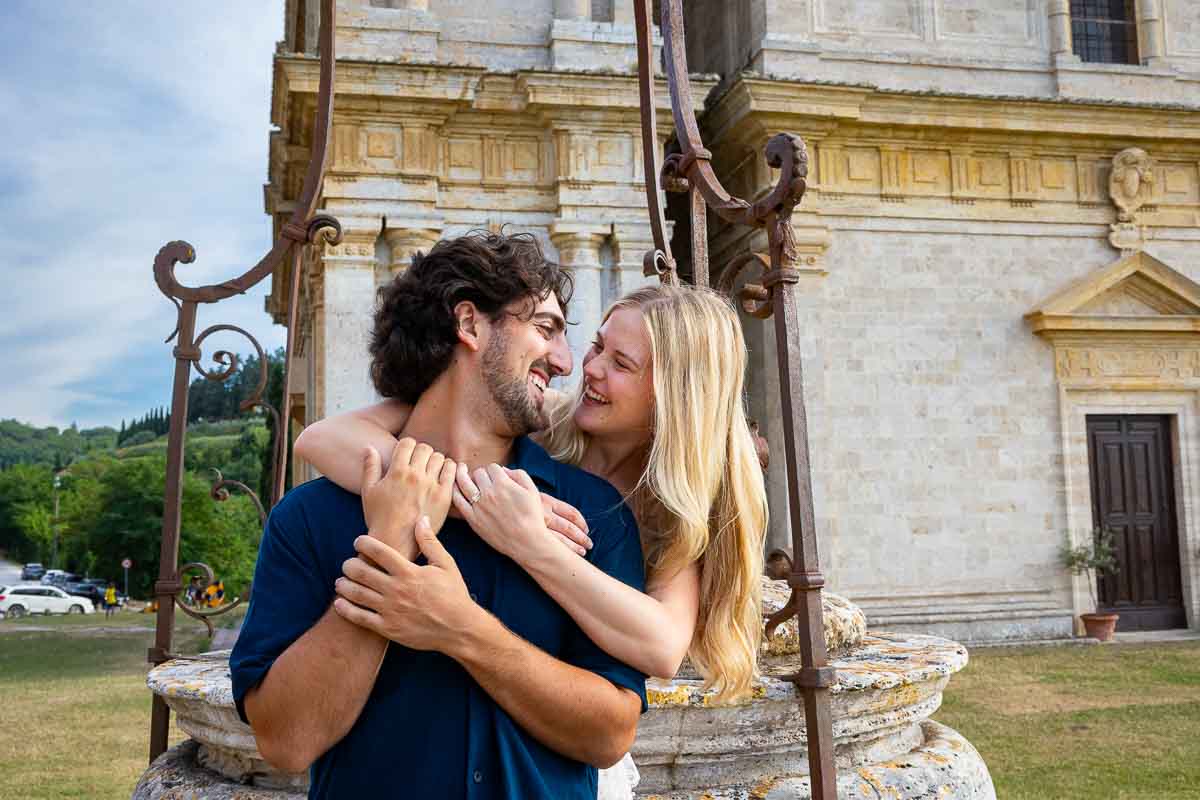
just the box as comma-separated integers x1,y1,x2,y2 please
597,753,639,800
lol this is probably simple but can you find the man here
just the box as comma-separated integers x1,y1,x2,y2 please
230,231,647,799
104,582,117,618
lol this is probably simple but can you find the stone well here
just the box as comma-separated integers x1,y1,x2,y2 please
133,580,995,799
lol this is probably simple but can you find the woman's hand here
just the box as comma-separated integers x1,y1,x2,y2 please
361,438,456,559
452,464,592,561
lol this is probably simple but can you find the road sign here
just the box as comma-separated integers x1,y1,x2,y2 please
121,558,132,569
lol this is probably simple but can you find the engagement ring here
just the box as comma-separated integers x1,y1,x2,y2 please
468,489,482,505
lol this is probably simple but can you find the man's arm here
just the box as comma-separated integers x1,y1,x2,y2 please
333,521,640,768
238,439,456,773
242,608,388,773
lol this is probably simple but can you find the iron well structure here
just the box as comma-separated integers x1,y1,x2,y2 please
146,0,838,795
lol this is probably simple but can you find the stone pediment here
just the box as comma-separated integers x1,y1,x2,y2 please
1026,252,1200,337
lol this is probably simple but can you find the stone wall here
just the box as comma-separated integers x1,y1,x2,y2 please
708,77,1200,640
680,0,1200,106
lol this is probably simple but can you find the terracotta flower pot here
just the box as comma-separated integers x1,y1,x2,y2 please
1080,612,1120,642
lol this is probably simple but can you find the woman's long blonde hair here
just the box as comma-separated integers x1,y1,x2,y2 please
542,284,768,701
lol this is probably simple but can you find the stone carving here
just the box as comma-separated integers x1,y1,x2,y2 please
1109,147,1156,222
1108,147,1156,253
1055,347,1200,380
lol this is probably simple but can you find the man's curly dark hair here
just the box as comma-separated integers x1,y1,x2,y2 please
369,230,573,404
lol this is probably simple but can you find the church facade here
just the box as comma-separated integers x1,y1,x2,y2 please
266,0,1200,642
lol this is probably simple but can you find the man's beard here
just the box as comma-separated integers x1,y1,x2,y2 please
481,323,550,437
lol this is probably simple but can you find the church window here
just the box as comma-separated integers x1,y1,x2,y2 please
1070,0,1139,65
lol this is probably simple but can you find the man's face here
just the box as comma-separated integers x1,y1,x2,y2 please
480,293,571,436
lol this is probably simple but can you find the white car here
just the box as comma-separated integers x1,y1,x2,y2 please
0,584,93,617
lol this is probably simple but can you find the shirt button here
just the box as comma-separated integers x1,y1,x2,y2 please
473,770,483,783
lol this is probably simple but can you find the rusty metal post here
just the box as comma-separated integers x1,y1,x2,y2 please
632,1,839,796
146,0,342,763
147,297,197,762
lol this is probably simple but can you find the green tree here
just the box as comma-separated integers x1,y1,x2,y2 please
14,501,54,564
0,463,54,560
121,430,157,448
73,456,260,597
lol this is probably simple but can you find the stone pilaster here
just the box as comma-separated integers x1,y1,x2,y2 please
1047,0,1078,66
611,0,633,26
554,0,590,20
551,223,608,366
316,218,381,419
549,0,641,72
383,225,441,274
1136,0,1167,66
611,222,660,299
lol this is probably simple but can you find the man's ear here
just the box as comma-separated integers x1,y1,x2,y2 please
454,301,484,352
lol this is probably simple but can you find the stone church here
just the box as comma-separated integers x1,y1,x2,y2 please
264,0,1200,642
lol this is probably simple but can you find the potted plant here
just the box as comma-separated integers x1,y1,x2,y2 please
1060,527,1120,641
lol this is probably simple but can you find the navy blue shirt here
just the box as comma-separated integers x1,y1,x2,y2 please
230,436,647,799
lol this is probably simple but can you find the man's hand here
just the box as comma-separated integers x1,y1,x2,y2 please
361,438,456,557
333,516,481,654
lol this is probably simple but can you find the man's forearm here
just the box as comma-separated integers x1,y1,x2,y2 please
448,608,640,768
244,606,388,773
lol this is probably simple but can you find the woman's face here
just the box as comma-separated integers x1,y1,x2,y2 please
573,307,655,443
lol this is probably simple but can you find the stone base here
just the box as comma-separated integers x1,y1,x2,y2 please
132,740,300,800
864,607,1075,645
635,720,996,800
134,721,993,800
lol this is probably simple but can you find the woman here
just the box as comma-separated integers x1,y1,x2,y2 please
295,284,767,791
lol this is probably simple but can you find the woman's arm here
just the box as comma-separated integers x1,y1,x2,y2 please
536,552,700,680
455,466,699,679
293,400,412,492
293,396,593,552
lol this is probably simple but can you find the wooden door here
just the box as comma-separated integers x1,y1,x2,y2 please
1086,415,1186,630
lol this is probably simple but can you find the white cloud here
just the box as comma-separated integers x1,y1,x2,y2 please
0,3,289,429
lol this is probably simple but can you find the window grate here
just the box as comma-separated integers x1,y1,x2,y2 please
1070,0,1139,64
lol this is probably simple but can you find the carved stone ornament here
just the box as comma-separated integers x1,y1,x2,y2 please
1109,221,1147,253
1108,147,1155,253
1109,147,1156,222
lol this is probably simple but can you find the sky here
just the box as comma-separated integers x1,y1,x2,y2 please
0,3,287,430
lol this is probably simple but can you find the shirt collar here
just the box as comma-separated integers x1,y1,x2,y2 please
509,436,558,491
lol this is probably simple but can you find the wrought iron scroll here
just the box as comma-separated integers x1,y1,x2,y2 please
146,0,341,764
633,1,838,797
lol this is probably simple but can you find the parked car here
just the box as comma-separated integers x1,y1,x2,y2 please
64,581,104,607
0,584,93,617
20,563,45,581
41,570,78,586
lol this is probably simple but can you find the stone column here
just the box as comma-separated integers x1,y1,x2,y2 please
551,223,608,369
383,226,441,274
611,223,660,300
1047,0,1076,63
612,0,634,26
555,0,590,20
318,218,382,418
1135,0,1166,66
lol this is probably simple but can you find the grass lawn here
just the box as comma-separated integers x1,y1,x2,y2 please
939,640,1200,799
0,607,236,800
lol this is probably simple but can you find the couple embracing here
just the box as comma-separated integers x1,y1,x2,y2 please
230,231,768,799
